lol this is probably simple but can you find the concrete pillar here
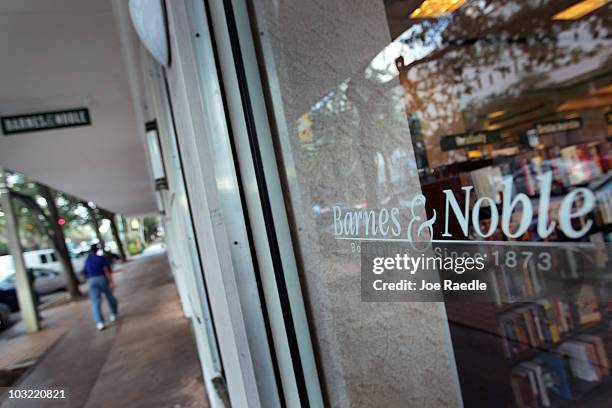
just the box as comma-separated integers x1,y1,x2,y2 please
0,167,39,332
250,1,461,406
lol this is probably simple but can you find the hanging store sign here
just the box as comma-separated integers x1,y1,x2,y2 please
440,130,501,151
155,177,168,191
1,108,91,135
535,118,582,135
523,128,540,149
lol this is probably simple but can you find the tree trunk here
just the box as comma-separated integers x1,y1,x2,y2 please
39,186,81,298
87,205,105,248
107,212,127,262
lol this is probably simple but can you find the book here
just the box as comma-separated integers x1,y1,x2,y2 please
511,375,527,408
512,369,538,408
577,334,610,376
559,341,599,382
521,361,551,407
499,299,578,356
533,352,573,400
539,299,561,343
573,286,602,325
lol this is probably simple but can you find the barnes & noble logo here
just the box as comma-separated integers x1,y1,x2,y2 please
333,170,595,242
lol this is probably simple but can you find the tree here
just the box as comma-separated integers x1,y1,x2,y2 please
39,185,81,298
11,190,81,298
4,172,83,298
142,216,161,243
102,210,127,262
85,204,104,248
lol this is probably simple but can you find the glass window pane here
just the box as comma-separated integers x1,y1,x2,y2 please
251,0,612,406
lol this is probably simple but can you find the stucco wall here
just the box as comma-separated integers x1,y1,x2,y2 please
250,0,461,406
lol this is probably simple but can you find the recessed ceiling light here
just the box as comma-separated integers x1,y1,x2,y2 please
467,149,482,159
487,110,506,119
410,0,467,19
553,0,610,20
592,83,612,95
557,94,612,111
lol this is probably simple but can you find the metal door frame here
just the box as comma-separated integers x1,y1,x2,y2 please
200,0,325,406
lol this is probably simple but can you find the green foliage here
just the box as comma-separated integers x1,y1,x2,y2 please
127,242,143,256
142,216,161,243
0,170,111,255
126,231,144,256
55,193,92,235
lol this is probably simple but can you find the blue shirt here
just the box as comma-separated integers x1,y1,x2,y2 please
83,253,109,279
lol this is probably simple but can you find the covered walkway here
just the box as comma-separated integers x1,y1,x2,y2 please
0,247,208,408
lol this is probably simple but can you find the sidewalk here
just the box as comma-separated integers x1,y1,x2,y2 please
0,248,208,408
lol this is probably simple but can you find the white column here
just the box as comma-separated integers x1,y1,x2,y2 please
249,0,462,406
0,167,39,332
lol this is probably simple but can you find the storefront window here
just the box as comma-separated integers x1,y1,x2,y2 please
251,0,611,406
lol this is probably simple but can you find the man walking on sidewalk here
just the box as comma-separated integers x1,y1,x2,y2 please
84,244,118,330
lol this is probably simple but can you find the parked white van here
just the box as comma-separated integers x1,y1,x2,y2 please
0,249,63,277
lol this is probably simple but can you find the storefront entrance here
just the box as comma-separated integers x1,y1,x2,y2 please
156,0,612,406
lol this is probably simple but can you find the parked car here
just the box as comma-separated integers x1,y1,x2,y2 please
31,268,67,295
0,303,11,330
69,241,91,258
0,268,66,312
0,283,19,312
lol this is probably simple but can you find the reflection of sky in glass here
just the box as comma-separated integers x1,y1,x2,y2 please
309,80,350,114
370,1,610,105
300,0,611,168
304,0,612,123
460,23,610,105
366,19,451,83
